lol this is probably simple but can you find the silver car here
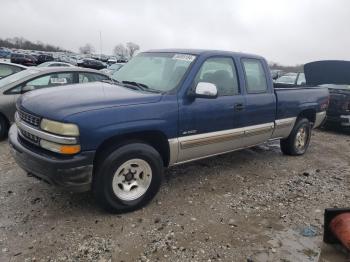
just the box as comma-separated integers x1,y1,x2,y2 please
0,67,110,140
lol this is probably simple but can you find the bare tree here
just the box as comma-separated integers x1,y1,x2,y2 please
113,44,128,59
126,42,140,58
0,37,65,52
79,43,95,55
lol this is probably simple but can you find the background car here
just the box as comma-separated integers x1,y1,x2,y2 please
304,60,350,128
270,69,284,80
0,67,110,139
77,58,106,70
0,48,12,59
100,62,124,75
0,62,27,79
37,61,75,67
275,72,306,86
10,53,37,66
36,54,54,64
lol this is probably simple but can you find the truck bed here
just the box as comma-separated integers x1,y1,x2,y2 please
274,85,329,120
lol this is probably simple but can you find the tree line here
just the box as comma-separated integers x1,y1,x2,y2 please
0,37,65,52
79,42,140,59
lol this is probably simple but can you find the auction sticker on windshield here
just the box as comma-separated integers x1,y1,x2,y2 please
50,78,67,84
172,54,196,62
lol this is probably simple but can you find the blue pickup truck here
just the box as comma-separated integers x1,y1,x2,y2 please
9,49,329,213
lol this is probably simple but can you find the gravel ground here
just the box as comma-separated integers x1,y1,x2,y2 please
0,129,349,262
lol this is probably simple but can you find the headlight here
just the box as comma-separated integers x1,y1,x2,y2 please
40,118,79,136
40,140,81,155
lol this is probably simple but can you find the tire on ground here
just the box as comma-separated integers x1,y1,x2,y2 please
93,142,163,213
280,118,311,156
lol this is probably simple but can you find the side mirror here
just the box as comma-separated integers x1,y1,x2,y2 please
22,85,35,93
192,82,218,99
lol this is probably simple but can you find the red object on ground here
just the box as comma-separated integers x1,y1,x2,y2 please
329,213,350,250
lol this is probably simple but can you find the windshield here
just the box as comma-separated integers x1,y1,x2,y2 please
0,69,39,88
112,52,196,92
275,73,298,84
109,63,123,70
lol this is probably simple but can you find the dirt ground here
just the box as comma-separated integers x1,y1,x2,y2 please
0,128,349,262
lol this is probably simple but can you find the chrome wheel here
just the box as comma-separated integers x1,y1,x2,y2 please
112,159,152,201
295,127,307,151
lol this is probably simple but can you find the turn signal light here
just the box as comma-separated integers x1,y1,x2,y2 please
59,145,81,155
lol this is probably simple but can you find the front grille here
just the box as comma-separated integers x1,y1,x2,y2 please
18,110,40,127
19,129,40,145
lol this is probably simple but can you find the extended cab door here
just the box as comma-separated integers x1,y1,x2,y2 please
240,58,276,146
177,56,246,163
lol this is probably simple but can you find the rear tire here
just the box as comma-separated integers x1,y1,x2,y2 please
280,118,311,156
0,115,8,141
93,143,163,213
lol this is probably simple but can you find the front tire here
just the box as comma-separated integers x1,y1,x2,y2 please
93,143,163,213
0,115,8,141
280,118,311,156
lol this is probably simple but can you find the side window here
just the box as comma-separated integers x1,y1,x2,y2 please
194,57,239,96
26,75,51,88
242,59,268,94
24,72,74,91
79,72,109,83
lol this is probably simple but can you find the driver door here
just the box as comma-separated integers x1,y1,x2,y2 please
177,57,246,163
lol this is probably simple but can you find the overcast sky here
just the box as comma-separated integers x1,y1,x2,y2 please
1,0,349,65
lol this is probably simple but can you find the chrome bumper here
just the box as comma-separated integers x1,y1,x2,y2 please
340,115,350,127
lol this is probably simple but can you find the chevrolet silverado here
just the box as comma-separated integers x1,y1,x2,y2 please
9,49,329,213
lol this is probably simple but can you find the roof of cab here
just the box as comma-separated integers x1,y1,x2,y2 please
145,48,265,59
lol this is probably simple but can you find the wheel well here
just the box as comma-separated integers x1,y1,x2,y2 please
298,109,316,125
94,131,170,167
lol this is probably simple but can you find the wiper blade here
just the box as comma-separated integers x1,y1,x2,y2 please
121,81,160,93
101,79,115,84
122,81,149,89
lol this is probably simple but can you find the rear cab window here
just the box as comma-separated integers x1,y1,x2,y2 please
242,58,268,94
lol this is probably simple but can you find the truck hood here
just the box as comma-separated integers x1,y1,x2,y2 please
304,60,350,86
18,82,162,121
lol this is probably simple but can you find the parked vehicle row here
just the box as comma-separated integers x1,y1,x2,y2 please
0,67,110,139
8,49,329,213
10,53,37,66
0,48,12,59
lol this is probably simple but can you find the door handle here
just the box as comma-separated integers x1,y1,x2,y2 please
234,103,245,111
